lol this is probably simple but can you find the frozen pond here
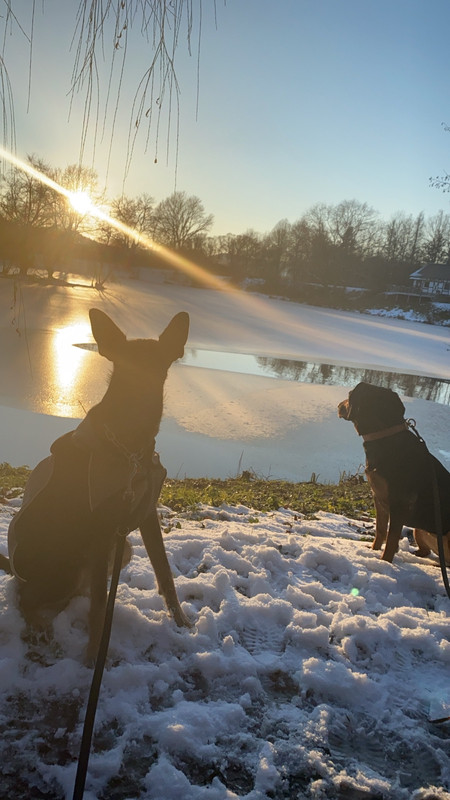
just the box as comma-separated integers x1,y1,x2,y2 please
1,277,450,481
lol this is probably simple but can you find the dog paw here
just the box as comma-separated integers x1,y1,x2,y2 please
413,548,432,559
169,605,193,628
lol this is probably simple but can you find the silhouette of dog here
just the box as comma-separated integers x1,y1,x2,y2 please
1,309,191,661
338,381,450,564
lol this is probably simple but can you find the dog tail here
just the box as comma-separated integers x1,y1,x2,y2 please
0,553,12,574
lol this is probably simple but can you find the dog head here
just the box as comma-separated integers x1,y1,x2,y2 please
87,309,190,442
89,308,190,377
338,382,405,436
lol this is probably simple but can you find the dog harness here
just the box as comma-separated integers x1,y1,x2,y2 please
8,416,167,582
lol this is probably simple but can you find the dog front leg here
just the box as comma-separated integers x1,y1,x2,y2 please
372,494,389,551
366,469,389,551
382,509,404,563
140,510,191,628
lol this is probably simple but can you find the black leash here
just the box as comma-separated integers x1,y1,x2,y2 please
407,419,450,600
72,523,129,800
70,433,163,798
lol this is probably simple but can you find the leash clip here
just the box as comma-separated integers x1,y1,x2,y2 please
406,418,425,444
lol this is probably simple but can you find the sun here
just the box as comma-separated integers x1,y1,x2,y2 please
68,190,94,215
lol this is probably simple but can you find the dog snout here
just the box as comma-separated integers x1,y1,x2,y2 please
338,399,350,419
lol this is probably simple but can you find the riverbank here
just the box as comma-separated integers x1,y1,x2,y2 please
1,461,374,519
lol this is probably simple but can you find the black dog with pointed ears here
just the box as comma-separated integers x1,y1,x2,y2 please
1,309,191,661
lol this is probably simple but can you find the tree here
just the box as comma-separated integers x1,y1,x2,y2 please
99,193,154,247
0,156,103,276
0,154,55,227
261,219,292,289
284,217,313,288
0,154,58,275
422,211,450,264
151,191,213,250
52,164,102,234
99,193,155,272
224,231,262,281
380,211,426,272
328,200,379,259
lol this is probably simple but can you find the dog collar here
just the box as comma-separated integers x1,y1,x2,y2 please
361,422,408,442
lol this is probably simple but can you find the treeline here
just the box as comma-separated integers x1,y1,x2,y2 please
0,155,449,296
212,202,450,295
0,156,214,282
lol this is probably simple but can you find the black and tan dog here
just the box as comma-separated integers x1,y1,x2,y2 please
0,308,191,661
338,381,450,565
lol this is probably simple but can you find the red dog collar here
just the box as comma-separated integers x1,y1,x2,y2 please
362,422,408,442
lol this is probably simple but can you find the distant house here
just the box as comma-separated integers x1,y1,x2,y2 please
409,263,450,296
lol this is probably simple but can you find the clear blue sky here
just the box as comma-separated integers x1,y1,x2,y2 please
3,0,450,236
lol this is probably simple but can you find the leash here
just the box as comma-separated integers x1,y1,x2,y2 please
72,524,129,800
72,465,137,800
406,419,450,600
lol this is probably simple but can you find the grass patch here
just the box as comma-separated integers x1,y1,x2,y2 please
0,463,375,520
160,472,374,519
0,462,31,502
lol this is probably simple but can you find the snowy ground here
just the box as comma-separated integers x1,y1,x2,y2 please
0,497,449,799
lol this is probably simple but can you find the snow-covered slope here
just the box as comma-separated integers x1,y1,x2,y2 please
0,499,449,799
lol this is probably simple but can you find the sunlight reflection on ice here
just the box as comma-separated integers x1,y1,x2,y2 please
51,322,92,416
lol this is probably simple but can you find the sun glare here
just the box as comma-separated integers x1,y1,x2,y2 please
69,190,94,215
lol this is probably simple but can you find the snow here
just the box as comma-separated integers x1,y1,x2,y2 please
0,498,449,799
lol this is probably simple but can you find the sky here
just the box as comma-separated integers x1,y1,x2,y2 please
2,0,450,237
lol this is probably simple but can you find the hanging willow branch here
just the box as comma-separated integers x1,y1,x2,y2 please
70,0,206,177
0,0,219,177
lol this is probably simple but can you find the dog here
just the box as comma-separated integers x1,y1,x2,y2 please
338,381,450,565
1,308,191,661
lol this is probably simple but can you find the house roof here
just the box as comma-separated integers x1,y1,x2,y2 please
410,263,450,281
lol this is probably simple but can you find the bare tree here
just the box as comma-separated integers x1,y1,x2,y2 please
409,211,425,264
0,154,55,227
97,192,155,274
261,219,292,288
151,191,213,250
105,193,154,247
382,213,416,263
52,164,102,233
327,200,379,258
422,211,450,264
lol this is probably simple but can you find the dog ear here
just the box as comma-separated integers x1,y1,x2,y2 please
389,390,405,418
346,382,364,421
89,308,126,360
159,311,190,363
